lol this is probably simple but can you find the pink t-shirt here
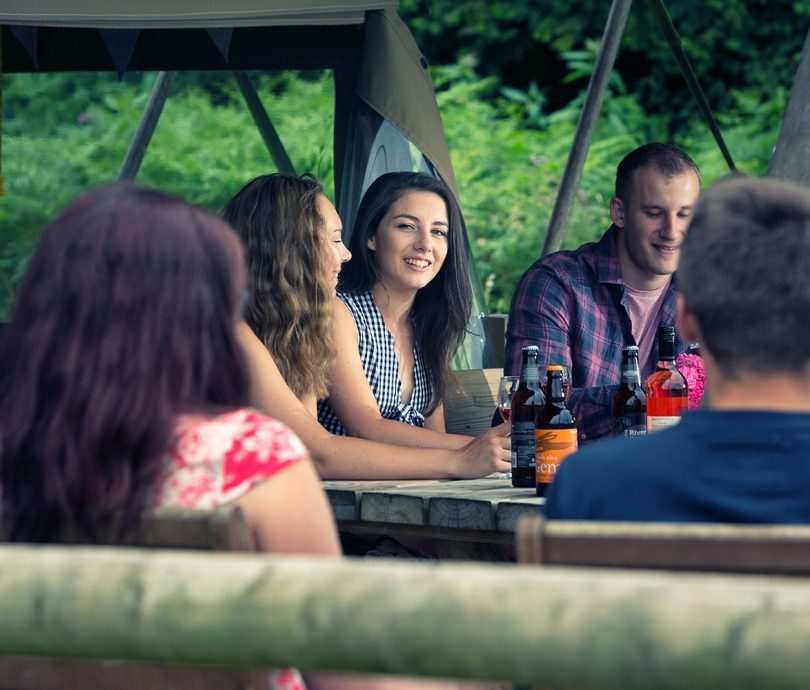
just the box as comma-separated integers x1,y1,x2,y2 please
623,280,670,380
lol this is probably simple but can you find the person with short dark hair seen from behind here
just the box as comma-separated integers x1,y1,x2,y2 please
505,143,701,442
544,175,810,522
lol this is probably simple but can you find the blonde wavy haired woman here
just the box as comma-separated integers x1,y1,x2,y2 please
223,174,510,480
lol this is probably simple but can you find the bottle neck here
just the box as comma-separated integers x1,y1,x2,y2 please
621,357,642,384
658,337,676,360
546,375,565,403
521,358,540,384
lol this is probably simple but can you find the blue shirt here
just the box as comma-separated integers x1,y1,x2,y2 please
544,410,810,523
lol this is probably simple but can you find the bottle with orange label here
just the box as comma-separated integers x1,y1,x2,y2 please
535,366,578,497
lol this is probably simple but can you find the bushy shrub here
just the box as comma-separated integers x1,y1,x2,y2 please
0,62,783,318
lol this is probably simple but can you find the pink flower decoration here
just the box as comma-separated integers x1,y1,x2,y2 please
675,353,706,411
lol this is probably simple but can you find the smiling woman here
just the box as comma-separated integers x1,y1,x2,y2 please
317,172,486,451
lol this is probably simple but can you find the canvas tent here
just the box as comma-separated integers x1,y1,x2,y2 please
0,1,457,225
0,1,501,366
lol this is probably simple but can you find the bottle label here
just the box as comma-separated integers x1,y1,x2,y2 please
647,415,682,432
535,428,578,485
512,421,536,470
613,413,647,438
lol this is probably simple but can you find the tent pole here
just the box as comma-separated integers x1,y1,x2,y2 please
645,0,736,173
540,0,634,257
233,71,296,176
117,71,176,181
768,24,810,186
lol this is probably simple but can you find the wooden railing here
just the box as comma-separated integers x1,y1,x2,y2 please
3,544,810,688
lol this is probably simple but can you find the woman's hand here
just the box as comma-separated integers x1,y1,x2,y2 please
454,422,511,478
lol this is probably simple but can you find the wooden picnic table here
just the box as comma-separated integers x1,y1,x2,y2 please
322,476,542,562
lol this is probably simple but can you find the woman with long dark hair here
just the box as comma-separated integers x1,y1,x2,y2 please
0,182,339,558
224,174,510,479
317,172,477,449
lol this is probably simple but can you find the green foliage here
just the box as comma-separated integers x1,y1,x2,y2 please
401,0,810,131
0,15,790,319
436,57,675,313
0,71,334,316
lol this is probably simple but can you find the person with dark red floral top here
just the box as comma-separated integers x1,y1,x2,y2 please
505,143,700,442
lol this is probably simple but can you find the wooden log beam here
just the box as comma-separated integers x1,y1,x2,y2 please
3,547,810,688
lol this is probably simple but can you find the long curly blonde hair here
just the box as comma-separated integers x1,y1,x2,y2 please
223,174,334,400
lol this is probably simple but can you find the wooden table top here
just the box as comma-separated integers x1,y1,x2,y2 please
322,477,542,534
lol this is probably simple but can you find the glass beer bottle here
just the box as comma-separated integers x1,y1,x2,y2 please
511,346,543,488
645,325,688,432
612,345,647,438
535,366,578,497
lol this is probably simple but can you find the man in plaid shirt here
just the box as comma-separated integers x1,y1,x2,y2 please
505,143,700,442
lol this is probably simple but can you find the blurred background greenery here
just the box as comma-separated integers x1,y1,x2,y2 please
1,0,807,316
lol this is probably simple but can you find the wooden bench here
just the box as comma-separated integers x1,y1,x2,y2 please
444,367,501,437
516,513,810,575
0,505,265,690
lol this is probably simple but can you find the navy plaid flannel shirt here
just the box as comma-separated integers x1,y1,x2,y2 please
505,225,684,443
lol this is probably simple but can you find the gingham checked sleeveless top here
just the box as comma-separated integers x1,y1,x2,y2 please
318,290,432,435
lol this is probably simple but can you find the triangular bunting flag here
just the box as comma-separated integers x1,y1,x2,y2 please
99,28,140,79
8,25,38,68
207,28,234,63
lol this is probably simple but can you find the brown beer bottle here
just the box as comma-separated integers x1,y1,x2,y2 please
511,346,543,488
535,366,578,497
645,325,688,432
612,345,647,438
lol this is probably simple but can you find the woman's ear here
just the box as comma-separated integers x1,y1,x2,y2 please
366,236,376,251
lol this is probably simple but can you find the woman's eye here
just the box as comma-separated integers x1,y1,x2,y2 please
431,228,449,238
397,223,416,231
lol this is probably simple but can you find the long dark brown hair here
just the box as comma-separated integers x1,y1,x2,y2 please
339,172,472,414
0,183,249,542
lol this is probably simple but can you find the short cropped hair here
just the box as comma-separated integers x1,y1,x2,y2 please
615,143,700,202
678,175,810,377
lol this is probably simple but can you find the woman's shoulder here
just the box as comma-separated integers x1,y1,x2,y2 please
174,408,307,461
158,408,309,509
336,289,376,324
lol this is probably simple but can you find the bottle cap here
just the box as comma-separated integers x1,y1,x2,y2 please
622,345,639,354
545,364,563,371
522,345,539,353
657,325,677,359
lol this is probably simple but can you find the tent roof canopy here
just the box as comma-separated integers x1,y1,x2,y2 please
0,0,398,28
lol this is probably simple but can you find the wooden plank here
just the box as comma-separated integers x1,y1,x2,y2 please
496,500,543,533
428,495,496,530
517,515,810,574
7,546,810,687
444,368,501,436
0,658,258,690
330,478,541,534
323,480,436,521
359,491,428,525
